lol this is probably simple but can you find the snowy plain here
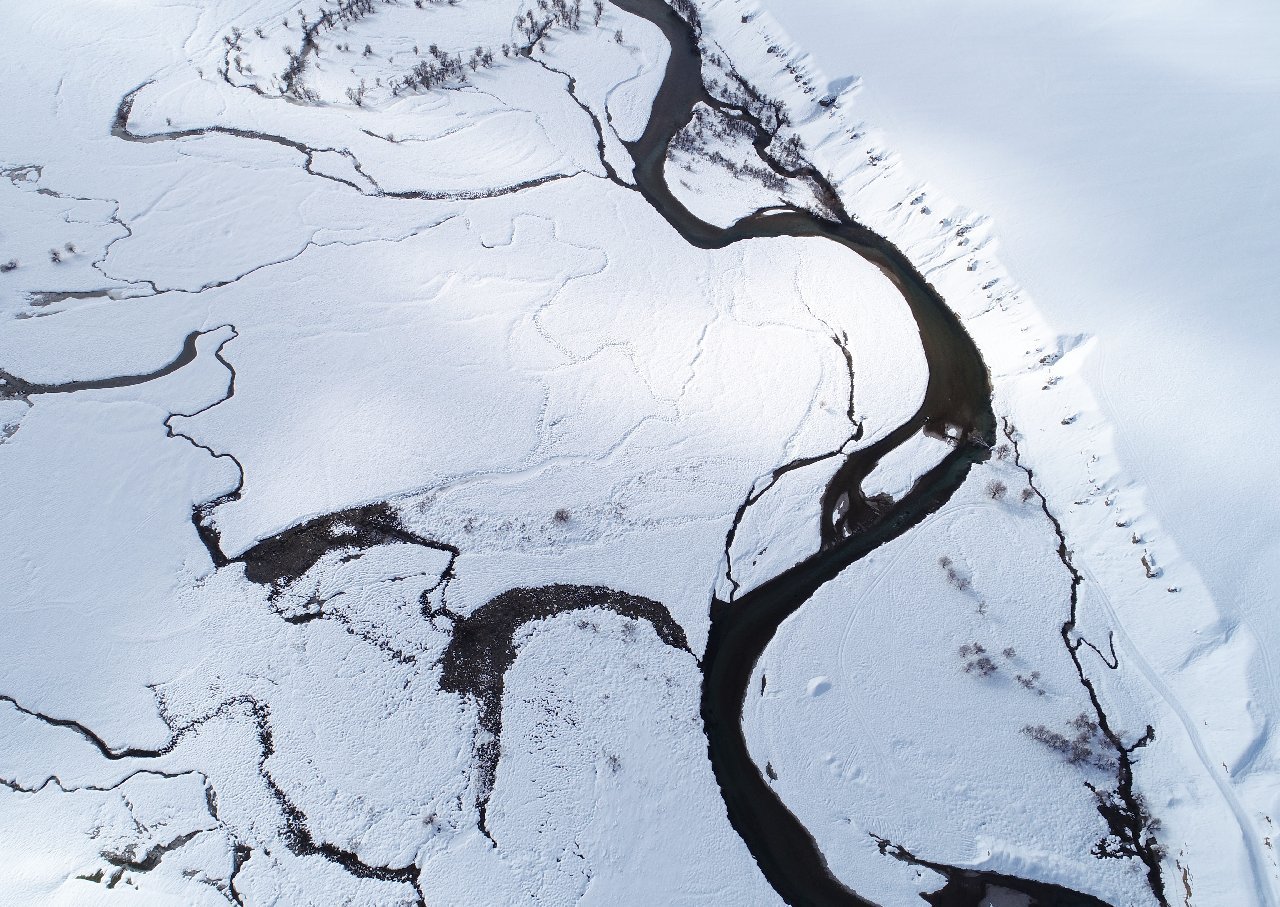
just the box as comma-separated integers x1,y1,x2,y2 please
0,0,1276,904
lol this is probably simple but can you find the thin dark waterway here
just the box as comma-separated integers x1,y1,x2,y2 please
0,330,205,399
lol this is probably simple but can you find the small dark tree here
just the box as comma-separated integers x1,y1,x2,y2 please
613,28,623,43
987,479,1008,500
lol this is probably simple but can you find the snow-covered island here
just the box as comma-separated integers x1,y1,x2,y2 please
1,1,1275,905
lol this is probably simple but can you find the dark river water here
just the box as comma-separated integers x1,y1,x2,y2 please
608,1,1115,905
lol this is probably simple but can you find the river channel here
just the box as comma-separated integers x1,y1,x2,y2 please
608,1,1118,904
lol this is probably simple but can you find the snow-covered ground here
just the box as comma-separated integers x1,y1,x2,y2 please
2,0,1276,904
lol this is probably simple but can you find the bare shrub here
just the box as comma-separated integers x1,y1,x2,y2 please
939,556,971,592
345,79,369,106
1016,672,1044,695
1022,713,1113,769
959,643,997,676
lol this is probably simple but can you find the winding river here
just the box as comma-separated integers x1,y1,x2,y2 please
607,1,1119,904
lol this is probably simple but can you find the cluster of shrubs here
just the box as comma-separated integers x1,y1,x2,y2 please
226,0,641,109
247,0,453,99
669,0,701,33
938,555,972,592
671,107,790,191
513,0,595,53
698,69,832,211
279,0,380,97
1022,713,1117,772
1016,670,1044,695
354,0,624,103
389,44,489,95
958,642,997,677
695,33,855,220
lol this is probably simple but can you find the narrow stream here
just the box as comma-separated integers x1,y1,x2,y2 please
0,330,205,398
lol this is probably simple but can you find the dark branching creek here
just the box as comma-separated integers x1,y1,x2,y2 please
0,1,1170,903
